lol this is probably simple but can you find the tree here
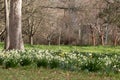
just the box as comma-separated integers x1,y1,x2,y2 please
8,0,24,50
4,0,9,49
0,0,5,42
99,0,120,26
22,0,43,45
98,0,120,45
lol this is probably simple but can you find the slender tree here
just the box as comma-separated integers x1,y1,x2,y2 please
4,0,9,50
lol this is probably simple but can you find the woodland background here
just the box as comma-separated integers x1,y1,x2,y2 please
0,0,120,46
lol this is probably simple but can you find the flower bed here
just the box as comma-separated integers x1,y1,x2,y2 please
0,50,120,73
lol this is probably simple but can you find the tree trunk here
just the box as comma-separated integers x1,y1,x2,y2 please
78,29,81,45
101,33,104,46
8,0,24,50
114,36,117,46
48,41,51,46
105,26,108,45
4,0,10,50
91,28,96,46
29,35,33,45
113,27,118,46
58,29,61,49
92,32,96,46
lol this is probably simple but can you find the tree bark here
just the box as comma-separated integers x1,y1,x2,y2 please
8,0,24,50
4,0,9,50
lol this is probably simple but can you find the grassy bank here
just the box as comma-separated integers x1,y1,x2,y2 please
0,66,120,80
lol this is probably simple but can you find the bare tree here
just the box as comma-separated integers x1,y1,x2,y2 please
98,0,120,45
22,0,43,45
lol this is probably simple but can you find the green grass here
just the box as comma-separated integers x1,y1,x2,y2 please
25,44,120,53
0,42,120,53
0,66,120,80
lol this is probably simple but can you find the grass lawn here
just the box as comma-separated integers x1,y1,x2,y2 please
25,44,120,53
0,66,120,80
0,42,120,53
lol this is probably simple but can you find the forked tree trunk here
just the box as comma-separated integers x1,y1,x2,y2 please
4,0,10,50
8,0,24,50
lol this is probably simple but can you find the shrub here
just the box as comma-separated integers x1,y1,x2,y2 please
0,50,119,73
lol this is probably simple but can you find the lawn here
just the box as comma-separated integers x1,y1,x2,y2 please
0,42,120,53
25,44,120,53
0,66,120,80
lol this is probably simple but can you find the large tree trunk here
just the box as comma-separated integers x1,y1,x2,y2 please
4,0,9,50
8,0,24,50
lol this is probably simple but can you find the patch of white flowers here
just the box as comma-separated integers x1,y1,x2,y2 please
0,50,119,73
